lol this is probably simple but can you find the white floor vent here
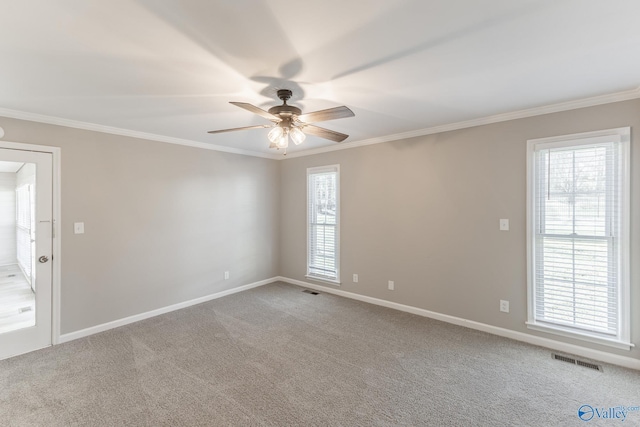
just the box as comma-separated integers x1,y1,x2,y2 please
552,353,602,372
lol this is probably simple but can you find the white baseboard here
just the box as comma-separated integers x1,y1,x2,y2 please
58,277,276,344
275,276,640,371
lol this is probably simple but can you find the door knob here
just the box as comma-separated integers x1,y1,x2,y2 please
39,255,49,263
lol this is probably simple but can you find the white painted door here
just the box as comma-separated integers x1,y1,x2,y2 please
0,148,52,360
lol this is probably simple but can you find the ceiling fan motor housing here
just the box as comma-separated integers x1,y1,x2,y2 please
268,104,301,118
268,90,301,118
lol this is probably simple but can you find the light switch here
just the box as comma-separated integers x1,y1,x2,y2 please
499,219,509,231
74,222,85,234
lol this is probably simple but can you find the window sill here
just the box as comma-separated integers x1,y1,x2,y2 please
305,275,341,286
526,321,634,351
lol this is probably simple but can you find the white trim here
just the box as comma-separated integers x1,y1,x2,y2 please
275,276,640,371
0,108,280,160
306,164,340,283
283,87,640,159
52,149,62,345
2,88,639,162
0,141,62,347
527,127,629,146
526,141,536,343
304,275,341,286
526,127,631,349
620,128,631,349
525,322,633,351
58,277,276,344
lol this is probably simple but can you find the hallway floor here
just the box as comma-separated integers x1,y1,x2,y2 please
0,264,34,335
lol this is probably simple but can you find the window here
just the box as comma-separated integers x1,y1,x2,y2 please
307,165,340,283
526,128,631,349
16,184,34,284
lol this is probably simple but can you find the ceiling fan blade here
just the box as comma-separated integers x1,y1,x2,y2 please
302,124,349,142
230,102,280,121
207,124,273,134
297,106,354,123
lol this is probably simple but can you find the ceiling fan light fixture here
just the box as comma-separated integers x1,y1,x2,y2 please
290,127,305,145
267,126,283,143
276,127,289,149
276,135,289,149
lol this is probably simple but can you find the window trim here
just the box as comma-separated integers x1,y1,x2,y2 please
526,127,632,350
306,164,341,285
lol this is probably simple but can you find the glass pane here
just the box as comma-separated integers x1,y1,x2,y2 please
312,172,336,225
543,194,573,235
309,224,336,275
542,145,609,237
574,194,606,236
0,161,36,335
308,169,338,280
537,235,615,334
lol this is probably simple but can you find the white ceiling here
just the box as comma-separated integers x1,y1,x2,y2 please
1,0,639,158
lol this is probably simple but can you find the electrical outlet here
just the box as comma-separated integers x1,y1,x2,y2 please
224,271,229,280
388,280,395,291
353,274,359,283
500,300,509,313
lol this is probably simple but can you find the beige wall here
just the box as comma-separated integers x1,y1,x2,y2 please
0,98,637,361
280,99,640,361
0,117,280,334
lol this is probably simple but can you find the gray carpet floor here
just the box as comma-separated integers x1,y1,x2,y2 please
1,281,639,426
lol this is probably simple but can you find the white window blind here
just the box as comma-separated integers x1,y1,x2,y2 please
527,128,630,348
307,165,339,283
16,184,33,282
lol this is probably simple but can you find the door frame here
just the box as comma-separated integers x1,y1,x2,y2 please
0,140,61,345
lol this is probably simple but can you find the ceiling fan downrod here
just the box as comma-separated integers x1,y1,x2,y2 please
276,89,292,103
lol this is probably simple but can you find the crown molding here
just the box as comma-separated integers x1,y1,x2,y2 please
2,86,639,161
0,108,281,160
283,86,640,159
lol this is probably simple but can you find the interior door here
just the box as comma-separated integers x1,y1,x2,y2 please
0,147,52,360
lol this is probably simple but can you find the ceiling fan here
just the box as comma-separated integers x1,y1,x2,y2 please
208,89,355,153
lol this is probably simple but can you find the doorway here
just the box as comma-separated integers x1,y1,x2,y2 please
0,146,54,360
